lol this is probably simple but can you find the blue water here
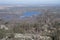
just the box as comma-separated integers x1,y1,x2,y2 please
3,11,41,20
22,11,40,17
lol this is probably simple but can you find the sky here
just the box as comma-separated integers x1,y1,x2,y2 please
0,0,60,5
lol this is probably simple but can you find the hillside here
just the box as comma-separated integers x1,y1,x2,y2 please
0,6,60,40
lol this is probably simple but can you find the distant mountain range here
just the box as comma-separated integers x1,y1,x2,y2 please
0,4,60,7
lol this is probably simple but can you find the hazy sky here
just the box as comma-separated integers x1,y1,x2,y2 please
0,0,60,5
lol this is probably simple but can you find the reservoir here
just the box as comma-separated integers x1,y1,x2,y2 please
20,11,41,18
